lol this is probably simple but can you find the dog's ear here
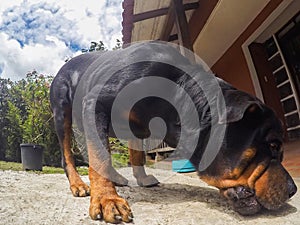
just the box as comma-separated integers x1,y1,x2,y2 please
217,89,263,124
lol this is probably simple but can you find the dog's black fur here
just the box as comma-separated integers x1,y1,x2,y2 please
50,42,297,223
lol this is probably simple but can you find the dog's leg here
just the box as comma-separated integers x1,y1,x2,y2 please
53,107,90,197
88,141,133,223
129,140,159,187
82,97,132,223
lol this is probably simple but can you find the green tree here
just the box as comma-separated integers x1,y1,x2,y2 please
82,41,107,53
0,71,61,165
113,39,122,50
0,78,11,160
0,39,125,166
82,39,122,53
3,78,28,162
5,101,23,161
20,71,61,166
21,71,51,144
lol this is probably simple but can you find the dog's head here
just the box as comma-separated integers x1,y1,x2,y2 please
198,89,297,215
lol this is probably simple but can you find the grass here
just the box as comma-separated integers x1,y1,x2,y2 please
0,140,133,175
0,160,88,175
0,161,23,171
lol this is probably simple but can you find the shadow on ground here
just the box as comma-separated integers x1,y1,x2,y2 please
117,182,298,219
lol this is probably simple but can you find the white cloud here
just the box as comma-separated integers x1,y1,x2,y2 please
0,0,123,80
0,33,72,80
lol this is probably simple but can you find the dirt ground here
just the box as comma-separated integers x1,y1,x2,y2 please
1,167,299,225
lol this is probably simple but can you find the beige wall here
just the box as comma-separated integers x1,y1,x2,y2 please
211,0,284,95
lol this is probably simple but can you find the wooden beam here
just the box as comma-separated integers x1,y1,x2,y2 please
159,0,219,47
160,0,195,59
159,2,176,42
133,2,199,23
147,147,175,154
173,0,193,52
134,7,169,23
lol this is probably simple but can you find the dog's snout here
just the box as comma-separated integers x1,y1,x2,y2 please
287,177,297,198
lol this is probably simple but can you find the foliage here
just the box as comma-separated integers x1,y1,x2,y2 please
110,138,129,168
21,71,53,143
112,39,122,50
0,78,10,160
0,39,129,167
82,41,107,53
112,153,129,168
0,71,61,165
82,39,122,53
5,101,23,161
0,71,129,167
109,138,128,152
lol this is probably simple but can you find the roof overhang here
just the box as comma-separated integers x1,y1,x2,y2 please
122,0,270,66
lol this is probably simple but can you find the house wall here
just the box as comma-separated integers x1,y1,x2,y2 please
211,0,284,95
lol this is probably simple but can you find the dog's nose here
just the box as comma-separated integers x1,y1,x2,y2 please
287,177,297,198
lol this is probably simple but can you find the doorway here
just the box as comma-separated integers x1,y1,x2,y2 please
249,12,300,141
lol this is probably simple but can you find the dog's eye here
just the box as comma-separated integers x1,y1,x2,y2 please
268,141,283,160
269,142,280,151
269,141,282,151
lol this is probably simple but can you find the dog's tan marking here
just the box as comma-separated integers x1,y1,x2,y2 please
87,141,133,223
200,148,264,190
63,108,89,197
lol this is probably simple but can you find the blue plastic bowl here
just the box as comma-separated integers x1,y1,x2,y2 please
172,159,196,173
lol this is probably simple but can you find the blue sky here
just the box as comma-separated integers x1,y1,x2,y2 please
0,0,123,80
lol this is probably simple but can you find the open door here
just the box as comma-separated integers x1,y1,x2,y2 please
249,42,287,138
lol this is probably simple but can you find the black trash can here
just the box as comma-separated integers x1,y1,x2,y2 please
20,144,44,171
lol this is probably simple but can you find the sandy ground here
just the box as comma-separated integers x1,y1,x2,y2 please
0,167,299,225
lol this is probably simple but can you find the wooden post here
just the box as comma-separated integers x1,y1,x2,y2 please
160,0,195,61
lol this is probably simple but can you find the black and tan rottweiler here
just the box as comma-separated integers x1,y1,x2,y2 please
50,42,297,223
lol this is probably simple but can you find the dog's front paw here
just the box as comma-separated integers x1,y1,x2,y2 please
136,174,159,187
70,182,90,197
89,195,133,223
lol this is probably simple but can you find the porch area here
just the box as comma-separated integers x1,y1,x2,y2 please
283,139,300,178
148,139,300,178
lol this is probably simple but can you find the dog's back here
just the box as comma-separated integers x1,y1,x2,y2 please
50,52,103,109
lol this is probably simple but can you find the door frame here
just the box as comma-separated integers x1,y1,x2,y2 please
242,0,295,102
